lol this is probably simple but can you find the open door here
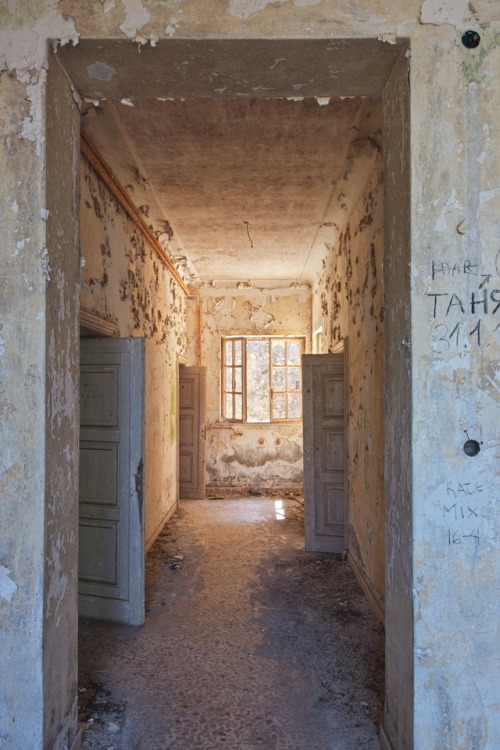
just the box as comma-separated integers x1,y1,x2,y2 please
302,352,347,554
79,337,145,626
179,365,206,499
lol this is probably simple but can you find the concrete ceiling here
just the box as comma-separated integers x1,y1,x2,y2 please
81,96,380,282
58,39,395,284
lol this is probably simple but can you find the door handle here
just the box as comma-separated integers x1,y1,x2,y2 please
135,458,144,519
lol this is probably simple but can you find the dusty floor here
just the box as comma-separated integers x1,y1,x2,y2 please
79,497,384,750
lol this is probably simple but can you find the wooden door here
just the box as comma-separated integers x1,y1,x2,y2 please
302,353,347,553
79,337,145,626
179,366,206,499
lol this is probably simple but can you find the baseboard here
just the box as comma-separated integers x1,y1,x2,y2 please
379,724,396,750
347,550,385,624
145,500,178,551
205,485,303,498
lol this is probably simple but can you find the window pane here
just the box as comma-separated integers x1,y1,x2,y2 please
287,340,301,365
224,393,233,419
288,367,301,392
234,339,242,365
234,394,243,420
273,392,286,419
246,339,270,422
272,367,286,392
288,393,301,419
272,340,285,366
225,368,233,392
225,342,233,366
234,367,242,392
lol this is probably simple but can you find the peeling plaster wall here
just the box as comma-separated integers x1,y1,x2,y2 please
80,155,188,549
44,53,81,750
382,48,413,750
0,69,47,750
0,2,499,750
312,154,385,615
410,27,500,750
190,285,311,491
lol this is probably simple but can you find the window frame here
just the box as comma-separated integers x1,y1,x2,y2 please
221,337,245,422
221,335,305,424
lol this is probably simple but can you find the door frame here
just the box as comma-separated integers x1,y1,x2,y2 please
40,36,412,750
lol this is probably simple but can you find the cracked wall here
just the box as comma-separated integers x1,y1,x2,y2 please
0,3,499,750
80,153,188,549
43,53,81,750
189,285,311,491
312,149,385,617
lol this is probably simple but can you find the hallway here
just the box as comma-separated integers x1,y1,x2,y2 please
79,497,384,750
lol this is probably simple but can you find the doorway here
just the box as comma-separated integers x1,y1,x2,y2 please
47,36,412,749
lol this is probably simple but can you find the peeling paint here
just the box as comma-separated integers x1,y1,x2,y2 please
120,0,150,39
165,17,179,36
228,0,322,21
1,3,499,749
119,0,150,38
377,32,398,44
80,153,187,546
312,152,385,608
0,566,17,602
192,284,310,489
434,189,463,232
0,9,79,81
420,0,478,28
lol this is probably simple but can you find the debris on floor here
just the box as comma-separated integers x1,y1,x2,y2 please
79,496,384,750
78,677,126,749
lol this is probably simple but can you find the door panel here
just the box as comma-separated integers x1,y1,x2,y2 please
79,337,145,625
302,353,347,553
179,366,206,499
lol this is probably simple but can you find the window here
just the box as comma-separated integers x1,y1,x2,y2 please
222,337,304,423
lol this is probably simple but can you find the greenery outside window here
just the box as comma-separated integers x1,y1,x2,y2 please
222,336,304,423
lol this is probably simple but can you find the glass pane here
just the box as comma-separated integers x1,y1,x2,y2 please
273,392,286,419
287,340,301,365
225,342,233,366
288,392,301,419
234,366,242,392
272,367,286,392
224,393,233,419
272,340,285,366
234,339,242,366
288,367,301,392
234,394,243,420
246,339,270,422
224,367,233,392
